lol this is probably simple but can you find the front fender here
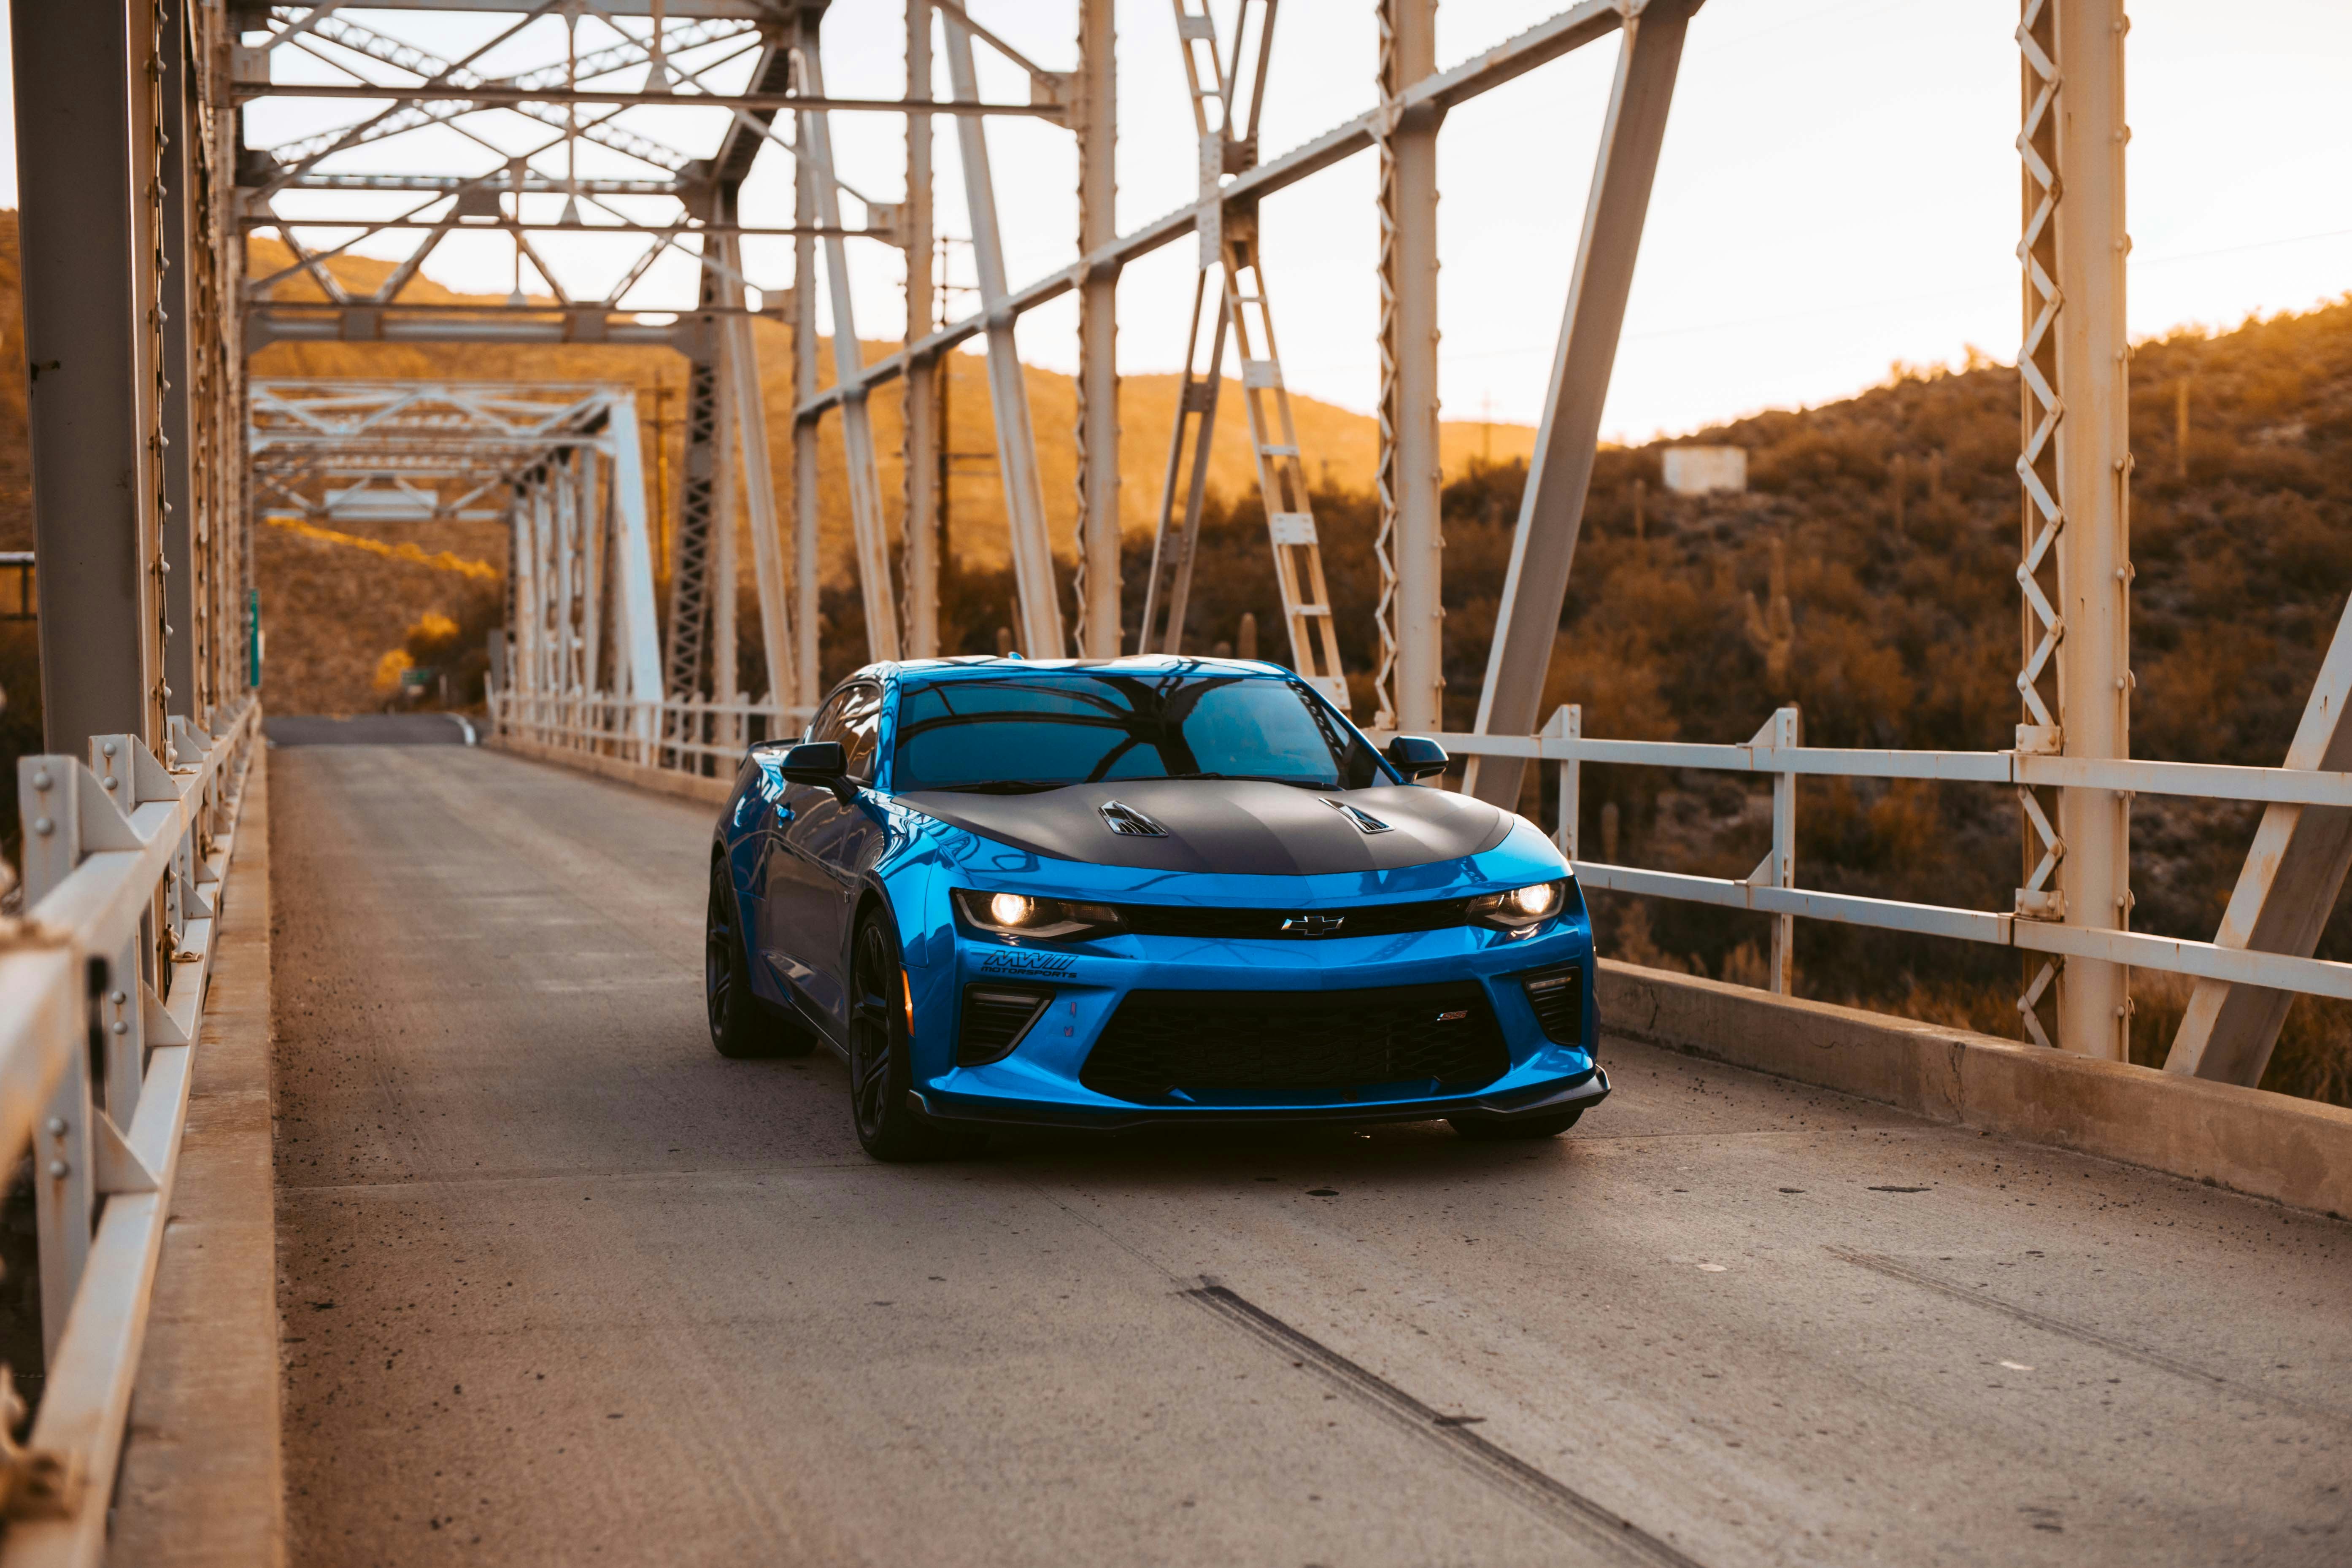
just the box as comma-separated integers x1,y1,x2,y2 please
861,803,969,1080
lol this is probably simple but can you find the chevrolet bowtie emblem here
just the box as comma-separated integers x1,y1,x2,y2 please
1282,914,1346,935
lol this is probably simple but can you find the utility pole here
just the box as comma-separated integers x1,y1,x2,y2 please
651,378,675,586
2176,375,2190,480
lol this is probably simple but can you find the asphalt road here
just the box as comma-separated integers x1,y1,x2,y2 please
267,712,479,748
270,744,2352,1568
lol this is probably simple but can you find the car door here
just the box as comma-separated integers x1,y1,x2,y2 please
809,684,890,1001
760,683,882,1034
736,744,794,1004
756,688,855,1023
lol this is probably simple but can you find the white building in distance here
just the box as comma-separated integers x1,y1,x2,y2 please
1662,445,1747,496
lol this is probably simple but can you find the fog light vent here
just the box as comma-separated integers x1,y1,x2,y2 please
1519,966,1583,1046
958,985,1054,1066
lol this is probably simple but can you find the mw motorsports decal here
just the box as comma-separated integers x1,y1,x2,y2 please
978,950,1080,978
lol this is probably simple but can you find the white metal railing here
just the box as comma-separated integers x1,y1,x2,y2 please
0,699,259,1565
486,689,813,775
1433,704,2352,1034
494,686,2352,1026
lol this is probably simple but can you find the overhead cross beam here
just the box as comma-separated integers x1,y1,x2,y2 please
242,83,1065,117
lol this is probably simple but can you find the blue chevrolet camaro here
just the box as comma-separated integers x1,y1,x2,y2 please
705,656,1607,1160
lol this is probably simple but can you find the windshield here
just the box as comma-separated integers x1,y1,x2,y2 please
891,672,1388,793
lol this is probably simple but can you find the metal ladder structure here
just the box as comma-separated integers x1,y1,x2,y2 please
1135,273,1227,659
1142,0,1351,710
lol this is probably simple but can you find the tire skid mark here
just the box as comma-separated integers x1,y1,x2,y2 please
1184,1280,1707,1568
1829,1246,2352,1430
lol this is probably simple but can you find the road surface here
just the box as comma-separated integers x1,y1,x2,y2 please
267,739,2352,1567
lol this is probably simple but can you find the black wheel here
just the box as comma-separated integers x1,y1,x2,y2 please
706,857,814,1059
848,912,985,1161
1448,1107,1585,1142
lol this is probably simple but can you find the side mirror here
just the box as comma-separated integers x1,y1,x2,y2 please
1385,735,1449,782
780,740,857,804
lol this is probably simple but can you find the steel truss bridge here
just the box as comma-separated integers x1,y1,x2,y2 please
0,2,2348,1563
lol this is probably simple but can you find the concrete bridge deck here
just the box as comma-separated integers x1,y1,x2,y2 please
264,740,2351,1567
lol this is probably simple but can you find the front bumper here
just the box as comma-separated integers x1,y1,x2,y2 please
905,919,1602,1132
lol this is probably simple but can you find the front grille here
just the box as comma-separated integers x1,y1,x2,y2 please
959,985,1052,1066
1115,895,1473,941
1519,964,1583,1044
1080,981,1509,1103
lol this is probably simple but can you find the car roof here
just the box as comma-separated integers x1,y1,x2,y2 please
852,654,1297,688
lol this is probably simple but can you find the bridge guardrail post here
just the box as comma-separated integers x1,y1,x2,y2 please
89,738,172,1125
1545,704,1580,861
1742,706,1801,995
20,752,93,1354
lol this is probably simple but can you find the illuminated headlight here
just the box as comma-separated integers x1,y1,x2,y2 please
953,888,1127,942
1467,879,1569,933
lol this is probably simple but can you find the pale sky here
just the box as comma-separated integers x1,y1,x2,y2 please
6,1,2350,440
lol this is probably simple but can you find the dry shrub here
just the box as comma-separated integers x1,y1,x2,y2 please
1541,626,1677,741
1604,900,1691,975
1718,941,1771,990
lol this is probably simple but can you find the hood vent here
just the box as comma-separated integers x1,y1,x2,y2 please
1323,798,1393,834
1099,800,1169,837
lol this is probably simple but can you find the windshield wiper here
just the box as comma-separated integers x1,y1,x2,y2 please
931,779,1068,794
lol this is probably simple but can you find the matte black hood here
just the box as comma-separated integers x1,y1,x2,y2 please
897,779,1514,876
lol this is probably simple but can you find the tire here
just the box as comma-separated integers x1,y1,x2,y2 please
1448,1107,1585,1141
706,857,815,1059
848,912,986,1161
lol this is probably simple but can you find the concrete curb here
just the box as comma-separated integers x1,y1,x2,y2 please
486,732,732,806
111,747,286,1566
1599,958,2352,1221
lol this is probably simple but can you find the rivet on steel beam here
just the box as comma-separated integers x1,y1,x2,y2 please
111,1022,128,1036
30,770,49,792
47,1162,67,1179
46,1119,65,1136
32,818,51,837
103,777,118,791
102,742,117,758
109,990,126,1006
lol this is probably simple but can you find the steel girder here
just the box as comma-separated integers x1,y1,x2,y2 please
1072,0,1121,658
1374,0,1442,735
2012,0,2133,1059
2165,596,2352,1085
939,11,1061,661
18,0,168,752
899,0,942,663
1465,0,1695,803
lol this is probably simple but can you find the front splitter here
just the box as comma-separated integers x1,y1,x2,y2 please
907,1066,1609,1134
